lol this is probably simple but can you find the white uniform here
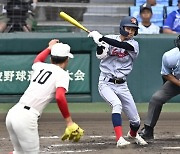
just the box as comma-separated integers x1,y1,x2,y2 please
138,22,160,34
6,62,70,154
98,34,140,125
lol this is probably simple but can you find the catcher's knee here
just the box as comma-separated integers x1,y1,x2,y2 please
112,104,122,114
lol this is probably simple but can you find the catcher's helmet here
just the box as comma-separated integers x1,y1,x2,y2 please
120,16,139,37
174,35,180,50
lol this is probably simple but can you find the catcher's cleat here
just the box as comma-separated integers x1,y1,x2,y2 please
117,137,131,148
127,131,148,145
139,125,154,139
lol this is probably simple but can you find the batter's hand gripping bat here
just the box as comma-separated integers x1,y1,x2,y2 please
59,11,90,33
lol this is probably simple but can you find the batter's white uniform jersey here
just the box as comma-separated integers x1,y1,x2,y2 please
99,34,139,79
98,34,140,125
138,22,160,34
19,62,70,114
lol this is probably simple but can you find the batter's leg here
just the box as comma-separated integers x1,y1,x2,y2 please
116,83,148,145
116,83,140,135
99,82,122,140
141,81,180,139
98,82,130,146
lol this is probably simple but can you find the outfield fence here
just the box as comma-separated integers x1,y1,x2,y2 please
0,33,179,103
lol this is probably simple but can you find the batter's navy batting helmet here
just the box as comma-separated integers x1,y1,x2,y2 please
120,16,139,37
175,35,180,50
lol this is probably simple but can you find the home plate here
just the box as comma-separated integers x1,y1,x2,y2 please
163,147,180,150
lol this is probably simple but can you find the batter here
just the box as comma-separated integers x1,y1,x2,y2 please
88,16,148,147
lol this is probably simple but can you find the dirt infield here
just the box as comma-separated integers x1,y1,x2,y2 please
1,112,180,154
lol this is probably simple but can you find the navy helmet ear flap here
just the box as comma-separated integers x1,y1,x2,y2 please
120,27,129,37
134,29,138,36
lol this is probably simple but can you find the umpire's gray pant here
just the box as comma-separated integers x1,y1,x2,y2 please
144,81,180,128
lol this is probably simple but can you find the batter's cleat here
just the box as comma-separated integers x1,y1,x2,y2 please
127,131,148,145
117,136,131,148
138,125,154,139
8,152,13,154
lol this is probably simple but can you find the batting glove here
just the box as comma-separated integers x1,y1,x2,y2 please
88,31,103,46
61,123,84,142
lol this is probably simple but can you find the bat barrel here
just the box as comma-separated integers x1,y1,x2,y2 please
59,11,90,33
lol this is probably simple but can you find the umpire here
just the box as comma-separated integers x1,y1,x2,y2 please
139,35,180,139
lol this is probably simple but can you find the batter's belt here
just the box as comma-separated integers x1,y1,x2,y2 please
108,78,126,84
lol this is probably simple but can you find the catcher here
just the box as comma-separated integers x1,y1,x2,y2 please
6,39,84,154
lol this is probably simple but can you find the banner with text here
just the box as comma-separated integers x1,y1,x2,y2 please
0,54,90,94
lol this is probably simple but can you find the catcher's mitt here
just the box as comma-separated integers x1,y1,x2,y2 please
61,122,84,142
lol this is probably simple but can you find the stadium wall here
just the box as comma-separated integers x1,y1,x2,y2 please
0,33,179,103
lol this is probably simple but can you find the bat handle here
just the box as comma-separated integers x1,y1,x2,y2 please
85,29,90,33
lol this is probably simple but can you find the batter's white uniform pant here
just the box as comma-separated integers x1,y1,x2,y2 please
98,79,140,125
6,103,40,154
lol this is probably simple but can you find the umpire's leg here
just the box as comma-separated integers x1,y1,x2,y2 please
140,81,180,139
145,81,180,128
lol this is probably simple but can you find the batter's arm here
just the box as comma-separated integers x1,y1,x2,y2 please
97,46,104,55
100,36,134,51
162,74,180,87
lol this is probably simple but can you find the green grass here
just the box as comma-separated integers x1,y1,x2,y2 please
0,102,180,113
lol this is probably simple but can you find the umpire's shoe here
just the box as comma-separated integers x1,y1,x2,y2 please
139,125,154,139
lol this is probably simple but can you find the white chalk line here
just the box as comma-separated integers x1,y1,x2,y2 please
43,141,107,153
40,149,95,153
163,147,180,150
51,142,106,147
2,135,180,153
40,135,180,153
39,134,180,140
163,134,180,151
41,136,111,153
41,136,59,139
40,135,115,139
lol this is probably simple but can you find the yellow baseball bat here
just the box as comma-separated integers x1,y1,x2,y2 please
59,11,90,33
